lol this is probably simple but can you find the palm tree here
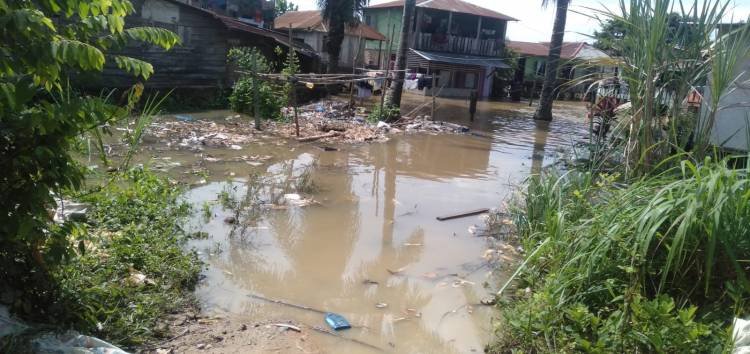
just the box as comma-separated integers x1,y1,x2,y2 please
318,0,369,73
533,0,570,121
384,0,416,117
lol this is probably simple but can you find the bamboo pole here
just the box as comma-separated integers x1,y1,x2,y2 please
349,28,364,109
431,65,437,121
288,26,300,137
380,24,396,115
252,53,261,130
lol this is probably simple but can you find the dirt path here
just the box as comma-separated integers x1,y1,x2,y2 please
142,313,323,354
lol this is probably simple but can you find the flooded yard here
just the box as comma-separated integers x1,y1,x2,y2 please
142,96,589,353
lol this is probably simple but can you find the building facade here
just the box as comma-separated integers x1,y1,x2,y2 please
507,41,615,100
95,0,318,89
363,0,516,98
274,11,386,72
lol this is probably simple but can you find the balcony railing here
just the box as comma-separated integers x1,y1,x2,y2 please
415,32,503,57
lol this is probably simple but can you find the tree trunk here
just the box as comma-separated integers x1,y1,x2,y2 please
384,0,416,121
534,0,569,121
327,21,346,73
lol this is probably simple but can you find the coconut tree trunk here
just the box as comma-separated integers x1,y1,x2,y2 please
384,0,416,121
326,20,346,73
534,0,569,121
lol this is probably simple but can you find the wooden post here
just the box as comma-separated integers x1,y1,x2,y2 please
380,24,396,114
252,53,261,130
474,17,483,55
288,26,300,137
430,64,436,121
349,28,364,109
376,40,383,70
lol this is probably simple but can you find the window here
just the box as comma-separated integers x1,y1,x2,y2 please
365,15,372,26
464,72,476,89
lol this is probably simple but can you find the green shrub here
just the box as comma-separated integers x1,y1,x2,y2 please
227,47,283,119
368,104,400,122
229,77,283,119
53,169,201,347
0,0,180,321
493,158,750,353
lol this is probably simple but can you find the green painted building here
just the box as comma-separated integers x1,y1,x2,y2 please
362,0,516,98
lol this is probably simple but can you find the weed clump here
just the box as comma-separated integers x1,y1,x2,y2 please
491,159,750,353
52,169,201,348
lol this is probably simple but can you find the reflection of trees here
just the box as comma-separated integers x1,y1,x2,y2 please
531,120,550,175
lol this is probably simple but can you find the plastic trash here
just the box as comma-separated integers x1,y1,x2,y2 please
32,331,130,354
735,318,750,354
174,114,193,122
324,313,351,331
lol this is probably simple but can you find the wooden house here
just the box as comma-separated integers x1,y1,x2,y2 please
507,41,614,100
363,0,517,98
274,10,387,72
96,0,319,89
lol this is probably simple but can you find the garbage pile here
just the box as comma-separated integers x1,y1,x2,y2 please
144,101,472,149
266,101,473,143
147,116,259,151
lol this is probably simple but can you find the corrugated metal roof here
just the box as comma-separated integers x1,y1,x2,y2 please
274,11,387,41
508,41,610,61
507,41,550,57
162,0,318,57
368,0,517,21
410,49,510,68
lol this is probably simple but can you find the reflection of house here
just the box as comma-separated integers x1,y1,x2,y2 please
273,11,387,72
507,41,614,99
363,0,517,98
703,24,750,152
98,0,318,88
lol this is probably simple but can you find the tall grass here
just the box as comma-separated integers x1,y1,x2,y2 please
493,157,750,352
583,0,749,176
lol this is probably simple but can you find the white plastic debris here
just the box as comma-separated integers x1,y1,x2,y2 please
376,121,391,130
53,200,89,224
32,331,130,354
734,318,750,354
283,194,302,201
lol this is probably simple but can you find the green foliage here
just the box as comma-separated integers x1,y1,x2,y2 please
368,104,400,122
277,45,300,105
588,0,750,175
275,0,299,15
54,170,201,347
0,0,181,326
592,18,627,57
228,47,283,119
493,158,750,353
316,0,368,72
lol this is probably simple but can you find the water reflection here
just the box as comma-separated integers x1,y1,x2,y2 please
180,99,588,353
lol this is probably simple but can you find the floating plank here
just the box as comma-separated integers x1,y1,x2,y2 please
297,131,340,142
436,208,490,221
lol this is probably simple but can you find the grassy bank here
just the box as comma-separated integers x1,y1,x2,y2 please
60,170,202,347
490,158,749,353
2,170,201,351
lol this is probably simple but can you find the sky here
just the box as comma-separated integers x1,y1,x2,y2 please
292,0,750,42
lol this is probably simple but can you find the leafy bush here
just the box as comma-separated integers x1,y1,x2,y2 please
493,158,750,353
54,170,201,347
0,0,180,317
229,77,283,119
227,47,283,119
368,104,400,122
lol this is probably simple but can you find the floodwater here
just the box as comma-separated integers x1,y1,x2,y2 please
165,95,588,353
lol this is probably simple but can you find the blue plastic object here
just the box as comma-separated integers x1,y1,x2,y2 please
174,114,193,122
324,312,351,331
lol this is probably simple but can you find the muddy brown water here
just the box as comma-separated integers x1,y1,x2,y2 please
141,95,588,353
